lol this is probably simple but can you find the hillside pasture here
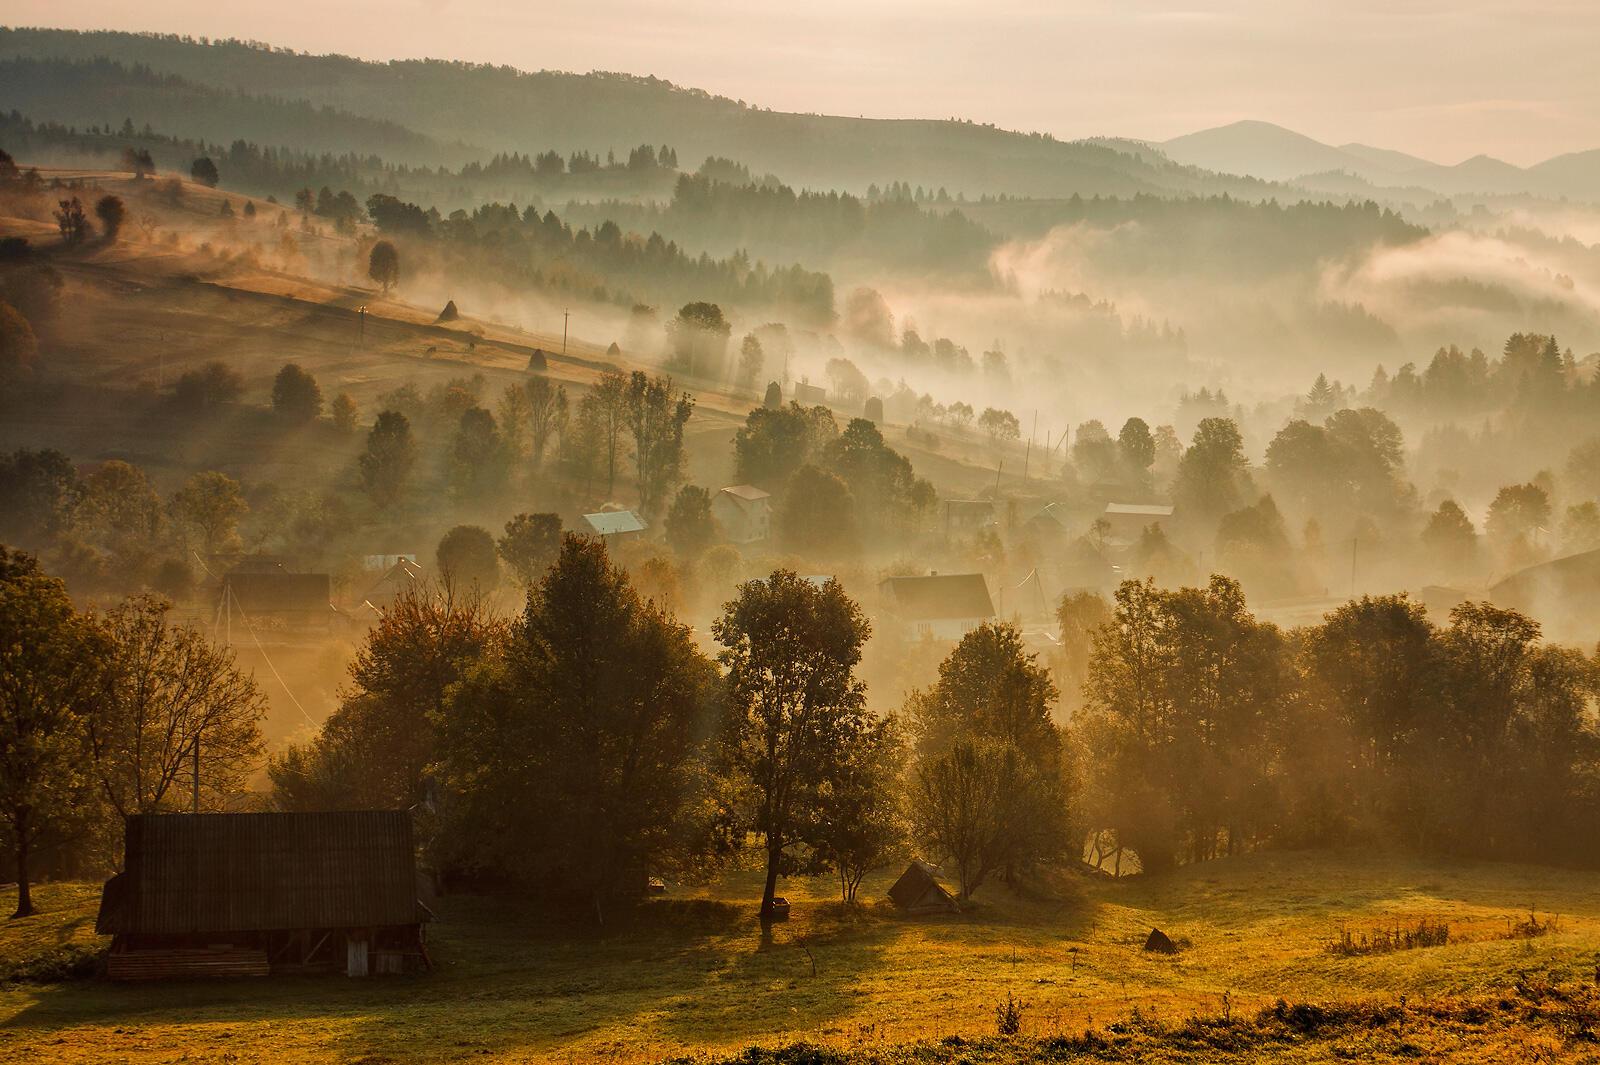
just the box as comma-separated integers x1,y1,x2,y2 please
3,851,1600,1063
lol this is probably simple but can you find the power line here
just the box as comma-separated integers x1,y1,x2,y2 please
207,567,320,732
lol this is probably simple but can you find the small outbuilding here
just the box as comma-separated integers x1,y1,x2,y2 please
582,509,648,547
793,380,827,405
97,811,432,980
888,859,959,915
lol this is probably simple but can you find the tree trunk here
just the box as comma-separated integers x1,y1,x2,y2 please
12,826,33,919
759,842,782,925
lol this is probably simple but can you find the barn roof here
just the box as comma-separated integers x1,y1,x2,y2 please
97,812,425,935
583,510,647,536
223,571,332,613
880,573,995,621
1490,547,1600,604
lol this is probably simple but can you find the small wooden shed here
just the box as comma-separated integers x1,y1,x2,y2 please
888,859,959,915
97,811,431,979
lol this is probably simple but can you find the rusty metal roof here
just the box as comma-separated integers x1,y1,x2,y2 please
97,811,424,935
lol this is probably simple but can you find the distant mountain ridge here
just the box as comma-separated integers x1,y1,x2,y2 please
3,28,1592,205
0,55,470,164
0,27,1281,201
1160,120,1600,201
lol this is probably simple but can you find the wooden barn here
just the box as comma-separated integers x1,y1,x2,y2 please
96,811,432,980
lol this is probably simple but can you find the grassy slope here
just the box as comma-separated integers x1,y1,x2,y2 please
3,851,1599,1063
1,170,1005,501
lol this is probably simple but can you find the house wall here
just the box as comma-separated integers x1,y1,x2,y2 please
713,496,770,543
906,616,988,641
1103,513,1168,541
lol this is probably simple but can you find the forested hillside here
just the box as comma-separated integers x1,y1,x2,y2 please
0,28,1283,199
0,56,467,164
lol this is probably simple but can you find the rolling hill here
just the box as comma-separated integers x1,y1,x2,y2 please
0,55,473,166
0,27,1283,201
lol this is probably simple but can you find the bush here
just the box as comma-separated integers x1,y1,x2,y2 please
1,941,104,983
1329,918,1450,956
995,992,1025,1036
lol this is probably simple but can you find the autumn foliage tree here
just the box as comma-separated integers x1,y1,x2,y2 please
88,596,266,817
0,549,103,917
715,571,872,923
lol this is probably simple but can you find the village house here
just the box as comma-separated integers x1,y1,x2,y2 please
941,499,996,540
879,572,996,641
217,567,337,637
1100,501,1174,545
712,485,772,543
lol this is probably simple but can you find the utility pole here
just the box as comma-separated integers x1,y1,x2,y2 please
1023,411,1036,483
358,305,366,347
1350,537,1358,595
192,733,201,814
562,309,570,356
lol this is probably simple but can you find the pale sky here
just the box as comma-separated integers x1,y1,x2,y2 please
9,1,1599,165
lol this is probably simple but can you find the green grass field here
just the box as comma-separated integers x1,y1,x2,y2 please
4,850,1600,1063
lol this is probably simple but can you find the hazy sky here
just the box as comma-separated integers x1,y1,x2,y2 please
10,1,1599,164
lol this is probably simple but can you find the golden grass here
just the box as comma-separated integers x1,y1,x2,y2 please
4,850,1600,1063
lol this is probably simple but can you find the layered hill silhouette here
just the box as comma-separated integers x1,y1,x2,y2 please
0,27,1276,200
1161,119,1600,200
4,28,1593,203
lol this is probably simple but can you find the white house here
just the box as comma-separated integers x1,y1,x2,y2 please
712,485,772,544
879,573,996,641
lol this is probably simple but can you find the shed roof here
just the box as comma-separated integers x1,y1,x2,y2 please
583,510,647,536
880,573,995,621
97,811,425,935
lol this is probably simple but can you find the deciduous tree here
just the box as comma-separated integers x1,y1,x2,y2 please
88,596,266,817
0,549,102,917
359,410,416,508
714,571,872,923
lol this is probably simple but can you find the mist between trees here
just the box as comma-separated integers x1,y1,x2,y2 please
6,522,1597,921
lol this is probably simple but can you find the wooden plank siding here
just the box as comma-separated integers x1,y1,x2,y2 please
99,811,422,935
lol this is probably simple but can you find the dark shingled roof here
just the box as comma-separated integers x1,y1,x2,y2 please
880,574,995,621
97,812,425,935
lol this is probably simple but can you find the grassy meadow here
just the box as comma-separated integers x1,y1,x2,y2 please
5,850,1600,1063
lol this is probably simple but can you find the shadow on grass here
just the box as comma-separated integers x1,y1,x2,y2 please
0,892,889,1060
